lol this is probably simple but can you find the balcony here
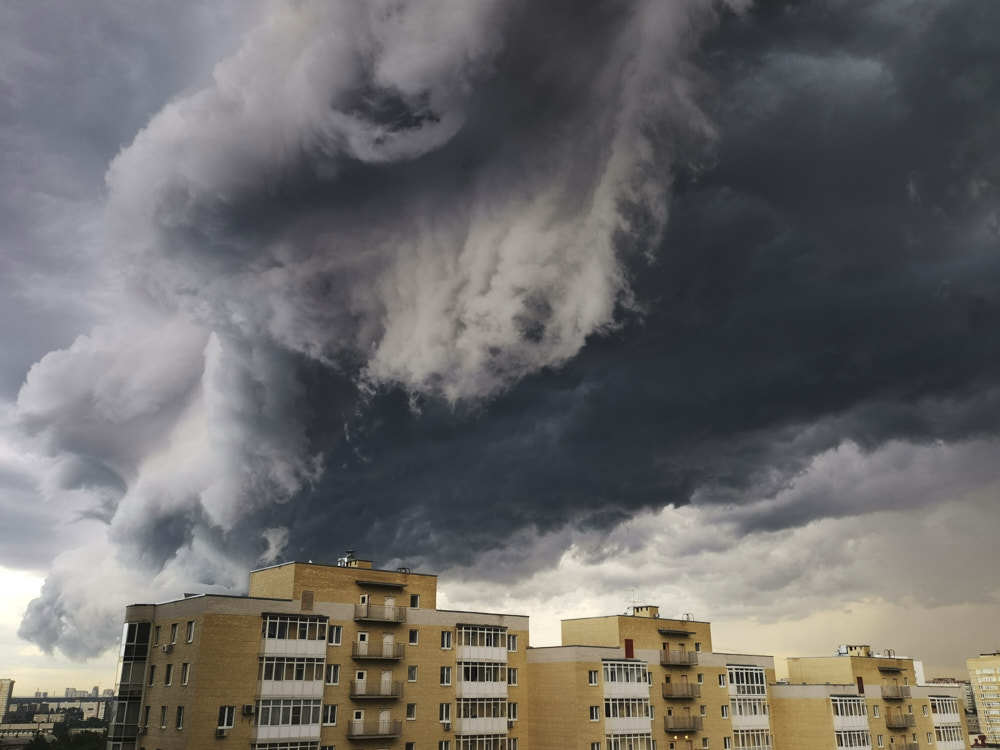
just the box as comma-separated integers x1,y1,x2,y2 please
354,603,406,623
662,683,700,699
454,717,509,735
352,642,406,661
660,650,698,667
881,685,911,700
900,744,919,750
261,637,327,658
664,715,703,732
346,719,403,739
258,679,324,699
254,724,321,741
884,713,916,729
350,680,402,700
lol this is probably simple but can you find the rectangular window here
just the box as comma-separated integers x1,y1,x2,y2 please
159,706,167,729
589,670,599,686
326,664,340,685
592,744,601,750
927,732,933,743
509,702,518,721
698,673,704,684
170,623,178,644
406,703,416,720
695,642,702,652
439,742,451,750
441,630,452,649
218,706,235,729
723,739,732,750
509,740,518,750
408,665,418,682
872,705,880,718
142,705,150,727
322,705,337,726
721,705,729,718
153,626,160,645
406,744,415,750
877,735,884,748
175,706,184,730
181,663,190,685
164,664,173,686
700,705,707,716
441,666,452,686
409,629,419,645
589,706,600,721
507,634,518,652
410,594,420,608
719,674,726,687
508,668,518,686
185,621,195,643
328,625,342,645
702,738,709,749
439,702,451,722
922,705,928,716
148,665,156,686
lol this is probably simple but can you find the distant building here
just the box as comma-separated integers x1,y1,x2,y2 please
968,652,1000,744
0,678,13,723
32,692,47,700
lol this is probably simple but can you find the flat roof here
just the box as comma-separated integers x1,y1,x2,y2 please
437,608,530,618
561,614,710,625
250,560,437,578
144,593,294,606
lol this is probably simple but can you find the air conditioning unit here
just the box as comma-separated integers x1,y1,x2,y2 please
161,644,174,653
215,728,228,739
242,705,255,716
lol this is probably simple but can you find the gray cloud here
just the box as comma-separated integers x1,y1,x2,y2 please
3,0,1000,662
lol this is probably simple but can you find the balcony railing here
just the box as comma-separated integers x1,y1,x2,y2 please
664,715,703,732
352,642,406,660
900,744,919,750
354,604,406,623
662,683,701,699
882,685,911,700
884,713,916,729
347,719,403,739
350,680,402,700
660,650,699,667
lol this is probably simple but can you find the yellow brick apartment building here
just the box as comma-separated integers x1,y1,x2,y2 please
967,652,1000,744
107,558,968,750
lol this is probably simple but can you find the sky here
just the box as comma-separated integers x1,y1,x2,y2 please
1,0,1000,694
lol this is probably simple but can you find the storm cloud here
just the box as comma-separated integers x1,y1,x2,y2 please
2,0,1000,662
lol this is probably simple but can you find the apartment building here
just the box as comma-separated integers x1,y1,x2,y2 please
0,678,13,723
107,555,528,750
782,646,968,750
527,605,777,750
967,652,1000,744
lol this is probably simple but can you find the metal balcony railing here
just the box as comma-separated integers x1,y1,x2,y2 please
662,683,701,699
354,603,406,623
660,650,699,667
884,713,916,729
350,680,402,699
664,715,703,732
346,719,403,739
351,642,406,660
881,685,911,700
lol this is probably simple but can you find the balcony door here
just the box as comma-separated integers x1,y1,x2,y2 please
383,634,395,657
357,631,369,656
351,709,364,734
378,709,391,733
381,670,392,694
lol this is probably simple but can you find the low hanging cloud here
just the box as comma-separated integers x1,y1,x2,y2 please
4,0,1000,662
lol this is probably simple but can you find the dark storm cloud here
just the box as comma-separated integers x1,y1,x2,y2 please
8,0,1000,656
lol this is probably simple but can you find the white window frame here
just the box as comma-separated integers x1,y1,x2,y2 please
441,666,452,686
322,704,337,726
589,670,599,686
185,620,195,643
441,630,453,649
408,665,418,683
325,664,340,685
406,703,417,720
181,663,190,686
589,705,600,721
409,629,419,645
217,705,235,729
328,625,342,646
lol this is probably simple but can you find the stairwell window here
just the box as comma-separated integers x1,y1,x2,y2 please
153,626,160,645
218,706,235,729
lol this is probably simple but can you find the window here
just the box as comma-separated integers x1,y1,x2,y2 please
175,706,184,730
159,706,167,729
408,665,418,682
935,725,964,743
218,706,235,729
440,742,451,750
457,699,507,719
181,663,190,686
603,662,650,684
926,732,933,743
164,664,173,686
258,657,325,681
509,740,518,750
589,706,600,721
261,615,327,641
406,744,415,750
409,629,419,645
719,674,727,687
731,698,769,718
872,705,880,718
406,703,416,720
507,634,518,652
835,730,873,748
721,705,729,718
456,625,507,647
322,704,337,726
508,668,518,686
458,662,506,682
148,665,156,686
877,735,884,748
508,703,518,721
589,670,599,686
604,698,652,719
723,740,732,750
328,625,342,645
142,706,150,727
592,744,601,750
170,623,178,644
700,705,707,716
831,698,866,717
698,673,704,684
907,703,913,714
702,739,709,749
185,621,195,643
441,630,453,649
410,594,420,608
153,626,161,645
695,642,702,652
732,730,771,749
440,666,452,685
727,666,766,696
606,737,656,750
439,702,451,722
255,699,322,726
325,664,340,685
922,704,928,716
